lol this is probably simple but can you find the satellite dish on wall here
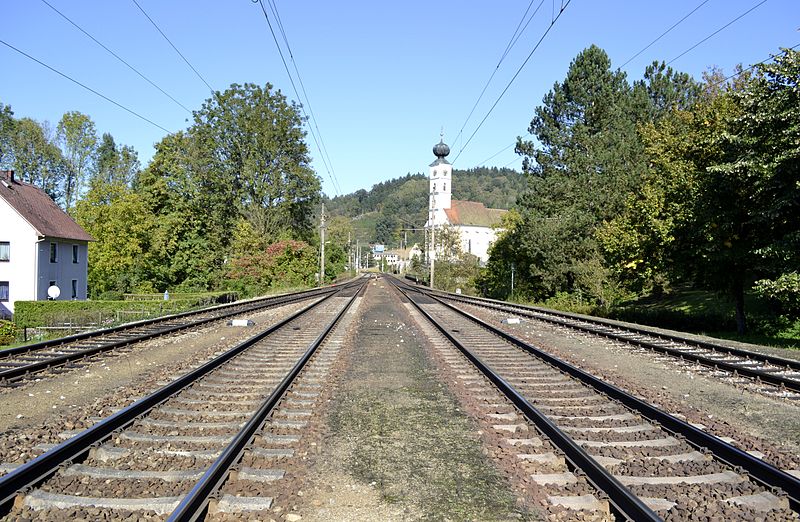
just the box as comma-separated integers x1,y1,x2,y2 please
47,285,61,299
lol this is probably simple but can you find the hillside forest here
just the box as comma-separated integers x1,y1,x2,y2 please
1,45,798,339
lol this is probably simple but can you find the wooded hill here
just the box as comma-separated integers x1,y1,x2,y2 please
324,166,523,247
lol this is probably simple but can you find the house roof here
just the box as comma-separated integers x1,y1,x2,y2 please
0,172,94,242
444,200,506,228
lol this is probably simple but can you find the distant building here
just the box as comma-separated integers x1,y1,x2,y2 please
424,137,505,264
0,170,94,317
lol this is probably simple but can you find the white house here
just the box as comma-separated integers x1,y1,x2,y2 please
424,137,505,264
0,170,94,317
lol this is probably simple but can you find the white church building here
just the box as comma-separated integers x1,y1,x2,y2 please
425,137,505,264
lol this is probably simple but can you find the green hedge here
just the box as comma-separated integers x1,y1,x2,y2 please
13,293,235,329
123,292,237,302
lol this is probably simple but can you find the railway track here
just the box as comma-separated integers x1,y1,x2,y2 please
415,282,800,399
392,278,800,520
0,278,365,520
0,284,345,386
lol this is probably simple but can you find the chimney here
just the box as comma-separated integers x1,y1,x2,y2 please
1,170,13,182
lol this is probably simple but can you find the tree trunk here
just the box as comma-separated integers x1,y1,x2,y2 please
733,277,747,336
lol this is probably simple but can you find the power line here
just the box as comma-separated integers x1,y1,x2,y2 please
0,38,172,133
255,0,341,196
619,0,710,69
476,133,534,167
718,43,800,85
40,0,192,113
452,0,545,149
266,0,341,196
667,0,769,66
131,0,214,93
452,0,572,164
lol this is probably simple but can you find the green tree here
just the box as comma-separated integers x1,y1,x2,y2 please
75,181,154,295
190,83,320,243
10,118,67,202
603,49,800,334
0,102,14,168
512,45,641,302
57,111,97,210
432,225,481,293
93,133,139,189
375,213,399,245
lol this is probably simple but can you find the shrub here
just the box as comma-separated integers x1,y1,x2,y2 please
0,320,16,345
753,273,800,316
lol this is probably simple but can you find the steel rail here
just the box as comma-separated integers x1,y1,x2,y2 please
391,279,660,521
402,282,800,511
168,280,364,521
0,286,348,384
0,288,341,515
0,285,344,359
423,286,800,394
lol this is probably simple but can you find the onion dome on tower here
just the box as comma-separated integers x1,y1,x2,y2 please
431,135,451,166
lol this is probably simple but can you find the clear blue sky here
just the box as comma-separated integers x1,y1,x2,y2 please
3,1,798,197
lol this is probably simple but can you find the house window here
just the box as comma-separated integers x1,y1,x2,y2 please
72,245,79,264
0,282,8,302
0,242,8,261
50,243,57,263
468,239,472,253
71,279,78,299
443,183,447,192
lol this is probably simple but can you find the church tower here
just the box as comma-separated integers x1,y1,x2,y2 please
427,134,452,227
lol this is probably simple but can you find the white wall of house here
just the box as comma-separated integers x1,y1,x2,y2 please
0,201,38,317
0,198,89,316
455,225,499,264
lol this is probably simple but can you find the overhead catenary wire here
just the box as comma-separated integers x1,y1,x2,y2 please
40,0,192,113
619,0,710,70
452,0,572,165
266,0,341,197
667,0,769,66
0,38,172,133
131,0,214,93
717,43,800,85
255,0,341,196
478,2,773,172
452,0,546,150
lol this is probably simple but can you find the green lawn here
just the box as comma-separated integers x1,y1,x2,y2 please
613,288,800,350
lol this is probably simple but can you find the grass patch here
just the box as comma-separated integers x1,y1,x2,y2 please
525,287,800,350
611,288,799,349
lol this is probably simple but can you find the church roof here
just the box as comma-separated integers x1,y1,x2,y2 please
444,200,506,228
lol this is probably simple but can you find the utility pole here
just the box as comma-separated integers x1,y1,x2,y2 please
430,224,435,289
356,239,360,272
511,262,515,297
319,203,326,286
